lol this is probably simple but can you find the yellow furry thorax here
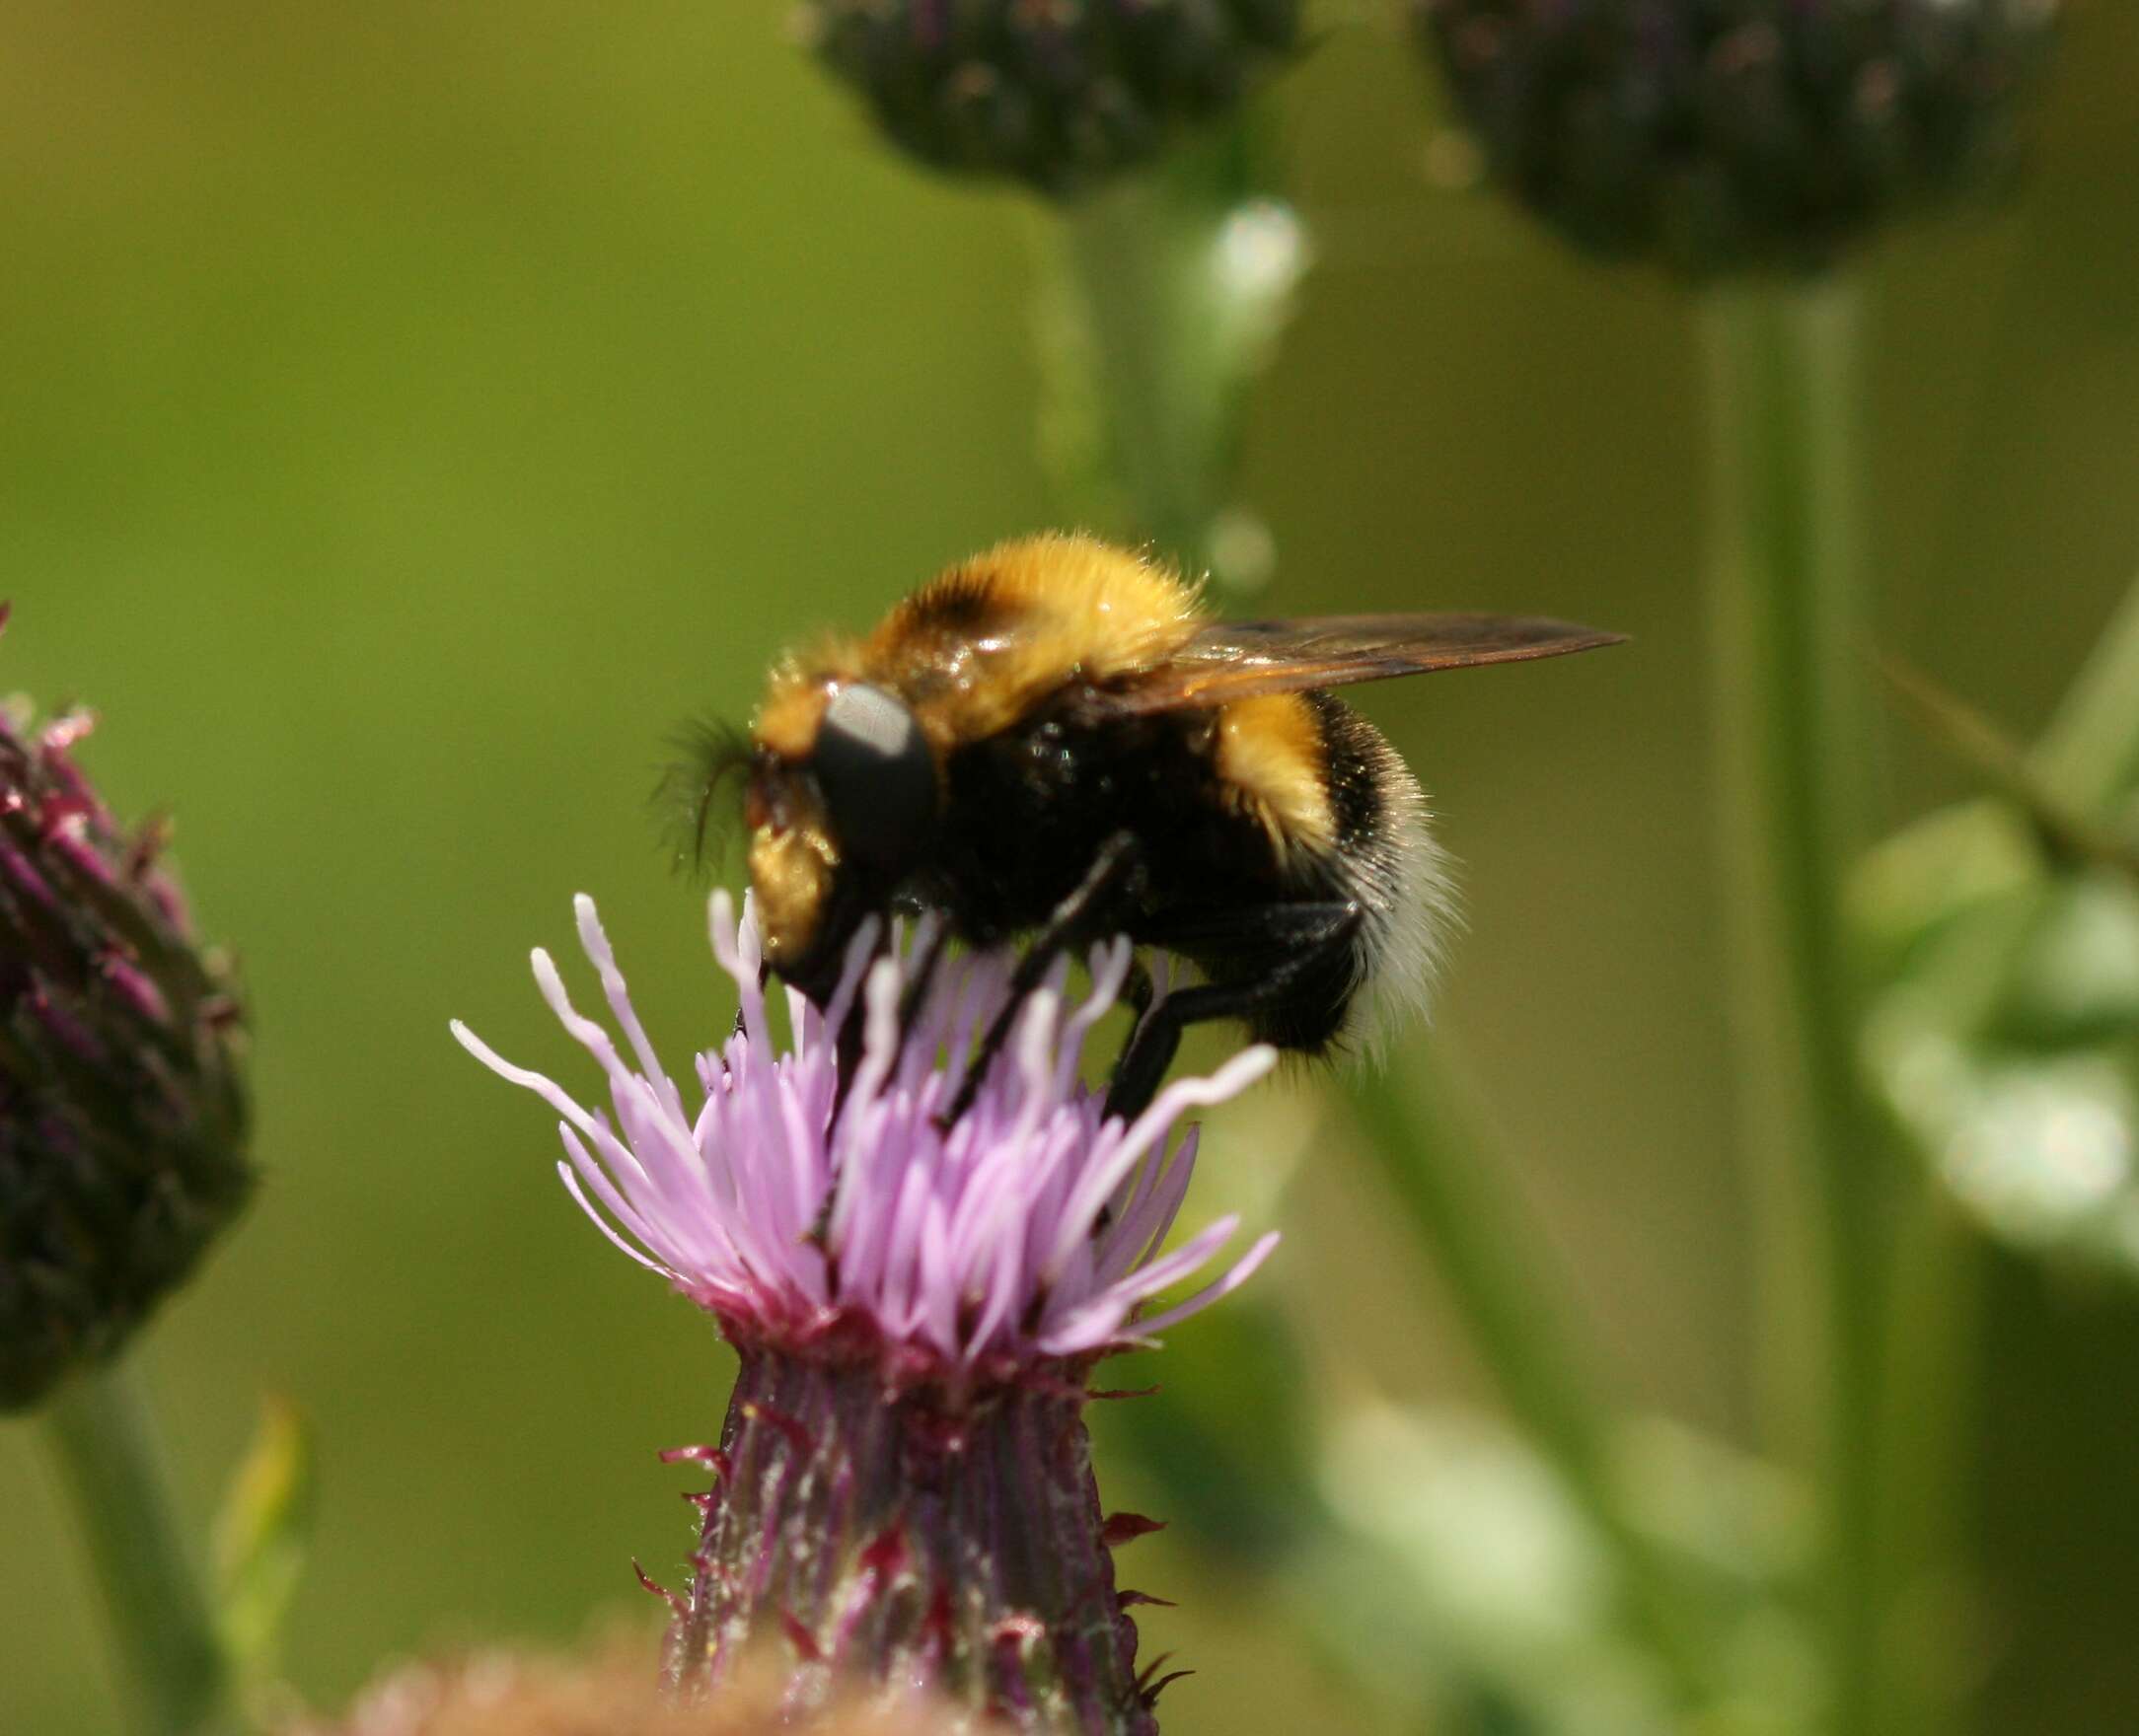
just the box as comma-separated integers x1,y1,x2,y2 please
753,534,1204,758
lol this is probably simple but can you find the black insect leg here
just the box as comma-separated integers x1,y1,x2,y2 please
1105,902,1362,1121
939,830,1143,1127
1119,956,1155,1029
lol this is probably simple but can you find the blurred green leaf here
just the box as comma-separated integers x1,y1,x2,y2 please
1851,802,2040,990
211,1397,315,1686
1868,865,2139,1274
1862,623,2139,1280
1300,1404,1817,1736
1995,876,2139,1049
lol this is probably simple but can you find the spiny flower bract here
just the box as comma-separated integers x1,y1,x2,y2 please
455,893,1278,1384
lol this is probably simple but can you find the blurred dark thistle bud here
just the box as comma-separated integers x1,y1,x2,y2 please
1415,0,2061,276
795,0,1302,194
1,612,251,1411
460,897,1278,1731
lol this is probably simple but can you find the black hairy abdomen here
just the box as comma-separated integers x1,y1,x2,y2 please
922,688,1396,1057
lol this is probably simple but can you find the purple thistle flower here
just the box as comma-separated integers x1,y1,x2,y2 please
454,892,1276,1380
455,893,1281,1729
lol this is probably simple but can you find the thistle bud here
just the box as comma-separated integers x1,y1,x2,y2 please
797,0,1301,194
1,617,251,1410
1416,0,2061,276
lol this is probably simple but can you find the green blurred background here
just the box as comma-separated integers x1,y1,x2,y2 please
5,3,2139,1731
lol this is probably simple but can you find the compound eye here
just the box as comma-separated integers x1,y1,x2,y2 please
811,684,937,868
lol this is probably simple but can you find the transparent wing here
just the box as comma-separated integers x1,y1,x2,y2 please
1068,614,1625,717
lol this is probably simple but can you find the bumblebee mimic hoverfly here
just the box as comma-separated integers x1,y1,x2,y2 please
674,534,1622,1120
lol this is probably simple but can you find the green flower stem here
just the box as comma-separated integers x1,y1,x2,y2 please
1873,1191,1983,1736
1701,282,1899,1736
43,1361,236,1736
1032,112,1303,593
1344,1054,1714,1707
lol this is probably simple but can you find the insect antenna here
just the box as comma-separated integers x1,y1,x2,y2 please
653,716,754,875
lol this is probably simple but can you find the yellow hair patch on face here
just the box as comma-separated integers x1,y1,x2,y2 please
755,660,838,760
748,818,837,968
1215,692,1335,856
